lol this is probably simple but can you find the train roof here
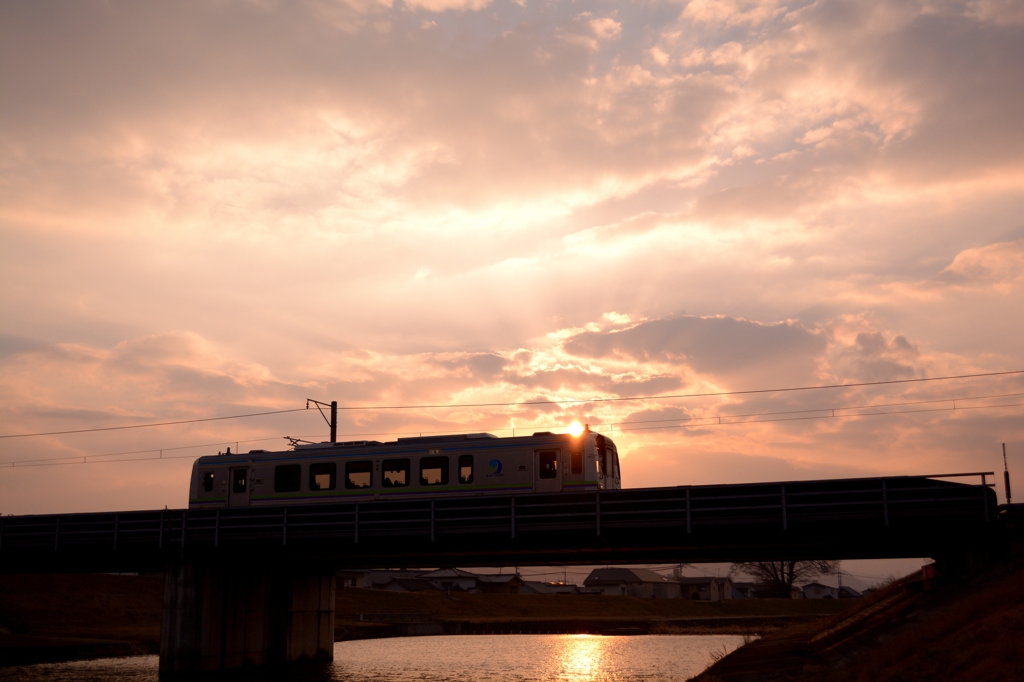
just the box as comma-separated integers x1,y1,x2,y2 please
296,432,499,449
193,431,595,466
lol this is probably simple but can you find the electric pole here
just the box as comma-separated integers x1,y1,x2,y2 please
307,399,338,443
1004,443,1012,505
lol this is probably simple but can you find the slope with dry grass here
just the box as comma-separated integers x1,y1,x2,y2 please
694,560,1024,682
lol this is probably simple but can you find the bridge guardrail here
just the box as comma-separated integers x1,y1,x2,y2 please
0,473,997,567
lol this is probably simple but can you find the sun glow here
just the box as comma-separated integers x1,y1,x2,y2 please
569,421,585,437
556,634,604,680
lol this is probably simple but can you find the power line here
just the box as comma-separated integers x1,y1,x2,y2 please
616,400,1024,433
611,392,1024,429
314,390,1024,438
3,391,1021,469
0,407,308,440
326,370,1024,411
1,434,327,468
2,369,1020,441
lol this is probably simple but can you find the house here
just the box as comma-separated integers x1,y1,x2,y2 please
364,568,526,593
364,569,430,589
476,573,525,594
583,568,681,598
678,576,733,601
801,582,839,599
417,568,483,592
336,570,368,589
522,581,568,595
521,581,596,595
381,577,441,592
732,579,803,599
838,585,862,599
731,581,756,599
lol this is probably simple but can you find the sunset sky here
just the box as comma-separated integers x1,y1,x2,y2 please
2,0,1023,526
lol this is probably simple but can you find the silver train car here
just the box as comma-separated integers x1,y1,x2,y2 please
189,430,621,509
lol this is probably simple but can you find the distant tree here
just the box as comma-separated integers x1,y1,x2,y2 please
730,560,840,597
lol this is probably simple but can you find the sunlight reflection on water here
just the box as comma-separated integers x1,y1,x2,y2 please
0,634,745,682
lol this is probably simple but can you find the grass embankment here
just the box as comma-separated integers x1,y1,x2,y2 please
694,560,1024,682
0,573,164,666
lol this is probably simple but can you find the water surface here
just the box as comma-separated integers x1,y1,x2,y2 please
0,634,744,681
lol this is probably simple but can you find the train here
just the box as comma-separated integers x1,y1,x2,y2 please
189,428,621,508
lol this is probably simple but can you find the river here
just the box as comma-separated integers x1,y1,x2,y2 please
0,634,746,681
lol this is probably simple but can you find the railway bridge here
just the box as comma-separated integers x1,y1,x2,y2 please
0,472,1009,676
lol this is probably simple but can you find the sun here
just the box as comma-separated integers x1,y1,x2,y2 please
569,421,585,437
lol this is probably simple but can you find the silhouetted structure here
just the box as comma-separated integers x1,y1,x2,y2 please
0,472,1002,674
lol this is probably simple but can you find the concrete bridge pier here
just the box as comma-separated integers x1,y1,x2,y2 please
159,561,335,676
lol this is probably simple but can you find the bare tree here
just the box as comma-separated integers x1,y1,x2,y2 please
730,560,840,597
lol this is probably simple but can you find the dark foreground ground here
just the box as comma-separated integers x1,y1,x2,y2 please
0,573,843,667
693,558,1024,682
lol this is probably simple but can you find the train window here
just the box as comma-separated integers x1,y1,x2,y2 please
309,462,337,491
420,456,449,486
596,435,607,477
458,455,474,484
274,465,301,493
382,459,410,487
538,450,558,479
345,461,373,489
202,472,215,492
570,451,583,475
611,445,620,481
232,468,247,493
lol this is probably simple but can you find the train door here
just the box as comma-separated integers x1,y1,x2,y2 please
229,467,249,506
535,449,562,493
565,447,585,488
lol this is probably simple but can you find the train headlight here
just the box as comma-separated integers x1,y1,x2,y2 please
569,421,585,437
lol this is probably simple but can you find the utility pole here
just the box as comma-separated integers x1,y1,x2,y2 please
307,399,338,443
1004,443,1012,505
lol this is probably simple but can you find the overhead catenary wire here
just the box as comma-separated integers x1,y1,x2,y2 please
0,408,309,439
0,434,327,468
303,369,1024,412
1,369,1021,440
1,434,318,466
2,391,1022,468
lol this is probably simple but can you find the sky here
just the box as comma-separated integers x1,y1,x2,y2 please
2,0,1023,532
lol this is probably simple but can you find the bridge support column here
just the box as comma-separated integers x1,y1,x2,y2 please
159,561,335,675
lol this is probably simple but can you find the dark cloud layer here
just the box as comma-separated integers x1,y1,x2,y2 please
563,315,826,379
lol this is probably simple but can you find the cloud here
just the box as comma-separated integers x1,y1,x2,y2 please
2,306,1022,514
589,16,622,40
563,315,826,382
942,239,1024,285
404,0,491,12
1,0,1024,514
833,331,920,382
681,0,786,27
0,334,50,359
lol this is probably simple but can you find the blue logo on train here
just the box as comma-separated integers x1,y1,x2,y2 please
487,459,503,476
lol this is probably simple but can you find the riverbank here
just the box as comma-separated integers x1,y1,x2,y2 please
333,587,845,640
0,573,163,667
692,558,1024,682
0,573,845,667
